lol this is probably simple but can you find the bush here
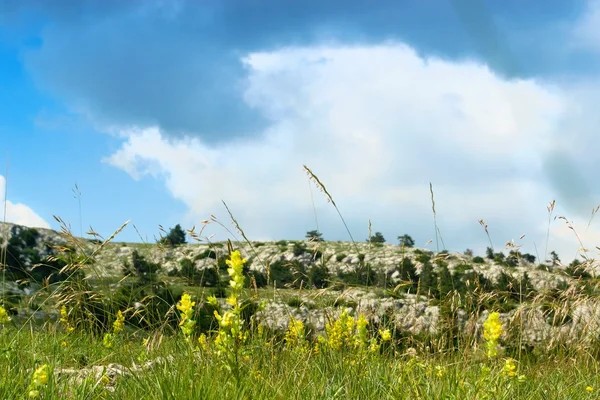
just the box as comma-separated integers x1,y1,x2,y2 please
338,263,377,286
472,256,485,264
123,250,161,283
398,234,415,248
305,230,323,242
195,249,217,260
292,242,308,257
269,260,306,288
368,232,386,244
336,253,346,262
309,264,330,288
160,224,187,247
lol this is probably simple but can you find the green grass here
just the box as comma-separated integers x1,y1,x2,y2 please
3,167,600,399
1,324,600,399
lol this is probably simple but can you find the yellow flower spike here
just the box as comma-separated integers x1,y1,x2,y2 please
285,317,306,350
503,358,517,377
483,312,503,358
28,364,50,398
207,295,218,307
379,328,392,342
103,333,114,349
0,305,10,324
198,334,208,351
177,293,196,339
113,310,125,334
226,295,237,306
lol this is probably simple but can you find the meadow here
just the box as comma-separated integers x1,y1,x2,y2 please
2,167,600,399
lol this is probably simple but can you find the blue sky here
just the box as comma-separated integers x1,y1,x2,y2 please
2,0,600,261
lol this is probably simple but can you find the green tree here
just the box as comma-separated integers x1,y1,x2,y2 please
418,261,438,297
123,250,161,283
550,251,560,266
368,232,386,244
486,247,494,260
305,230,323,242
398,234,415,248
161,224,187,247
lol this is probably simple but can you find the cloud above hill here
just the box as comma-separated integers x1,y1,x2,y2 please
104,43,600,261
0,175,50,229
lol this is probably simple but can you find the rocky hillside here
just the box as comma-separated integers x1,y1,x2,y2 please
2,221,599,348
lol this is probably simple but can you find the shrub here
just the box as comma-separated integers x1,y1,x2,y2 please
397,234,415,248
338,263,377,286
336,253,346,262
195,249,217,260
160,224,187,247
292,242,308,257
269,260,306,288
472,256,485,264
305,230,324,242
368,232,385,244
309,264,330,288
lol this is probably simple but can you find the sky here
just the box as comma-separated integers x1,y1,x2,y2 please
1,0,600,263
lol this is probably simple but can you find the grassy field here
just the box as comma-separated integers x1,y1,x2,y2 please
2,168,600,399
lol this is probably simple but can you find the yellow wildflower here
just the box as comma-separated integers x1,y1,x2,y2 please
113,310,125,334
198,334,208,351
587,386,594,393
207,295,218,307
103,333,114,349
28,364,50,398
435,365,445,377
285,317,306,350
379,328,392,342
483,312,502,358
0,305,10,324
503,358,517,377
59,306,74,332
355,314,369,349
226,250,246,292
177,293,196,338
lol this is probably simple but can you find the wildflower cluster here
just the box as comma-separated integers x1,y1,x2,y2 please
483,312,502,358
28,364,50,398
177,293,196,341
284,317,307,351
318,310,381,353
103,310,125,349
0,305,10,325
59,306,74,332
210,250,249,375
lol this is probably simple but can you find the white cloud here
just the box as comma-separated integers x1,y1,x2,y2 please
105,43,600,262
0,175,50,229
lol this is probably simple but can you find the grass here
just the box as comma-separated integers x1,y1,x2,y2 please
1,324,600,398
2,166,600,398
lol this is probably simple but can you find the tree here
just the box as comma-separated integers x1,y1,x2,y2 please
398,234,415,248
522,253,536,263
161,224,187,247
305,230,323,242
368,232,386,244
486,247,494,260
418,261,438,297
123,250,161,283
550,251,560,267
